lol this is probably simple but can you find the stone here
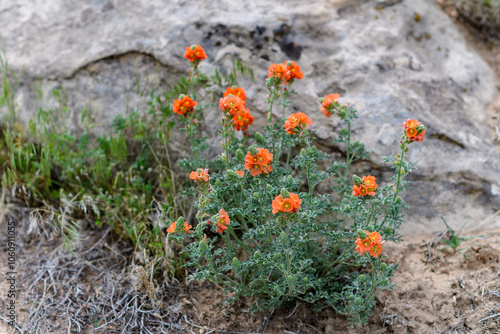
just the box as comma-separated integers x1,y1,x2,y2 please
0,0,499,234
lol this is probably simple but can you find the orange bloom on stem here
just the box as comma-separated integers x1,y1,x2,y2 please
224,87,247,101
244,148,273,176
184,44,207,62
219,95,246,116
235,170,244,177
167,221,192,234
321,93,340,117
216,208,230,234
271,193,302,214
355,236,372,255
352,175,377,197
355,230,383,258
232,110,254,131
285,60,303,80
402,119,425,142
268,63,291,83
369,243,383,258
173,95,197,116
189,168,210,183
284,112,312,135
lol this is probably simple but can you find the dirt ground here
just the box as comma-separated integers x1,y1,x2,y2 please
1,2,500,334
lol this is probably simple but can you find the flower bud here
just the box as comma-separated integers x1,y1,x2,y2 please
318,97,325,103
287,175,294,185
274,253,282,261
221,153,228,163
338,110,347,119
286,275,294,284
249,145,258,156
266,184,272,193
178,94,186,100
280,188,290,198
395,196,403,204
215,179,222,187
226,170,238,180
279,231,287,241
354,297,362,305
302,277,309,283
352,175,363,186
199,239,208,252
253,250,261,259
255,132,265,144
232,257,240,267
357,229,369,239
300,148,307,156
416,124,425,133
383,278,389,285
359,274,367,282
385,227,392,234
311,146,318,154
235,149,245,161
253,192,260,198
190,45,197,50
380,263,388,270
286,60,293,67
177,216,185,224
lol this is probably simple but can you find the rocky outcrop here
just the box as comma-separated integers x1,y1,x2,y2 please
1,0,499,234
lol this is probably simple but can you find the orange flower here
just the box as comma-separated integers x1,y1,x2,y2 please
320,93,340,117
189,168,210,182
284,112,312,135
369,243,383,258
219,95,246,116
232,110,254,131
184,45,207,62
216,208,230,234
355,230,383,258
244,148,273,176
235,170,244,177
368,231,382,244
355,236,372,255
272,192,302,214
173,95,197,116
402,119,425,142
268,63,291,83
224,87,247,101
352,175,377,197
167,221,192,234
285,60,303,80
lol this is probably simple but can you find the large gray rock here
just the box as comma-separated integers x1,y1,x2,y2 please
1,0,499,234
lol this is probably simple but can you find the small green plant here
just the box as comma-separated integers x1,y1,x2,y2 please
436,216,474,257
165,46,427,325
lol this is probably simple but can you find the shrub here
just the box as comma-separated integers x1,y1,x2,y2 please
166,46,426,325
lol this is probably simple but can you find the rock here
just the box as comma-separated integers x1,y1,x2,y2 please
0,0,499,234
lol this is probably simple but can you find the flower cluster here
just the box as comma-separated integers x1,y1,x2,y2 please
402,119,425,142
267,60,303,86
190,168,210,183
320,93,340,118
173,95,197,116
244,147,273,176
352,175,378,197
167,220,192,234
232,110,254,132
215,208,230,234
184,44,207,63
355,231,383,258
271,191,301,214
284,112,312,135
224,86,246,101
219,90,255,132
